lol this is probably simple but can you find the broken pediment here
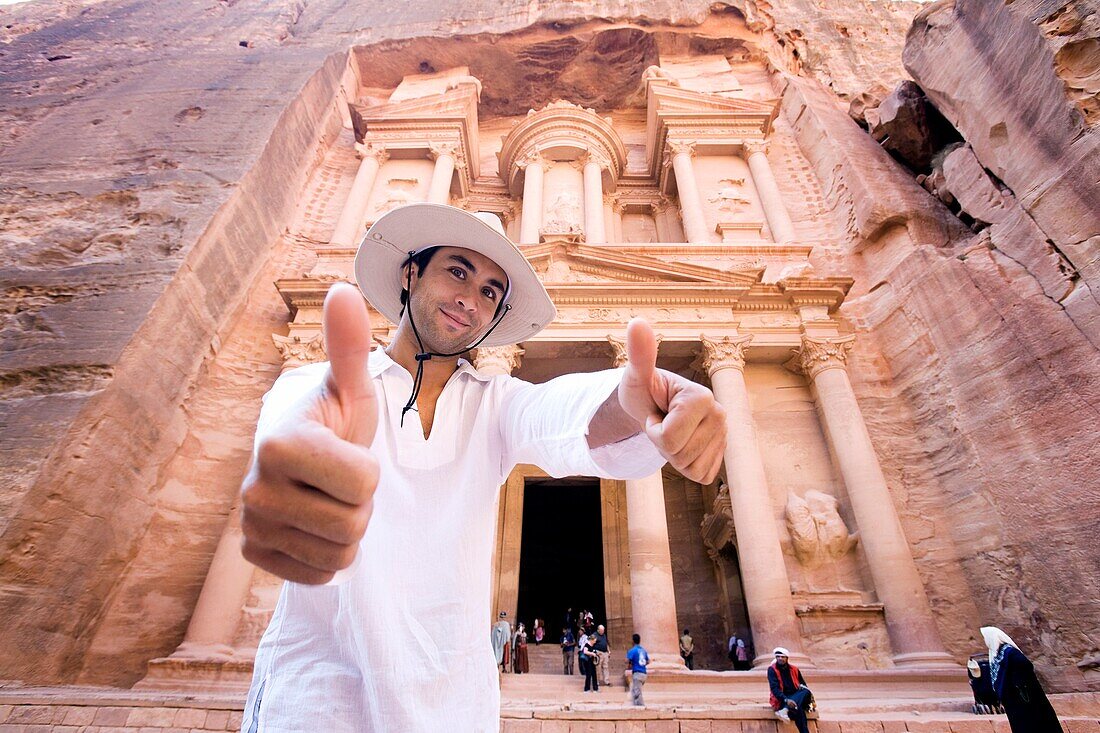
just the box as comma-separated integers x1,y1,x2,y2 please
523,243,762,286
647,79,778,117
352,78,481,128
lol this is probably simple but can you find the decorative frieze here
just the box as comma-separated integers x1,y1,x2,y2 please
700,334,753,375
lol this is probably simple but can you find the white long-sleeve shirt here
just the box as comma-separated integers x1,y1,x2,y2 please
242,349,665,732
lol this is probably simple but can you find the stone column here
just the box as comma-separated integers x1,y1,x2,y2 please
603,196,617,244
653,200,672,243
427,142,459,205
668,141,709,244
796,335,955,667
744,141,795,245
608,335,682,668
167,506,254,659
476,345,525,622
701,335,810,668
519,154,545,244
611,198,625,243
583,154,607,244
330,143,388,247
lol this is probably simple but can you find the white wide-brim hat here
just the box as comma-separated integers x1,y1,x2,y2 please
354,203,556,348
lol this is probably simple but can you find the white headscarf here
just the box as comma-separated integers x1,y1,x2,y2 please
980,626,1017,665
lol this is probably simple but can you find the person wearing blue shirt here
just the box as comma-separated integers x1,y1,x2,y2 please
560,627,576,675
626,633,649,706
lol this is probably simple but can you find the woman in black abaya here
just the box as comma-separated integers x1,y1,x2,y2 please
981,626,1063,733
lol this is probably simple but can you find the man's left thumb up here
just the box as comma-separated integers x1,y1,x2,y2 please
622,317,664,434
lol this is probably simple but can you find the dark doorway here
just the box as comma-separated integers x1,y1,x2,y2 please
515,477,605,638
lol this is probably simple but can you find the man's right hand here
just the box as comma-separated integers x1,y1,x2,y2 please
239,283,380,584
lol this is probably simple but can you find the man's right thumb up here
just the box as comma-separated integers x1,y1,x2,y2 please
322,283,379,448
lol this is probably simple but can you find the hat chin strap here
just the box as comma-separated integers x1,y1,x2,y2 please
399,253,512,427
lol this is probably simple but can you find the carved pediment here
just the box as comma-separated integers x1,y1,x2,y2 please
648,82,779,118
523,243,762,286
351,83,480,131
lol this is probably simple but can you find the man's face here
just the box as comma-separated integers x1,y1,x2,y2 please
405,246,508,353
598,625,605,634
776,655,789,667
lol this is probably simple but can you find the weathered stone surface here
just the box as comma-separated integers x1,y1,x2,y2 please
869,80,960,171
940,144,1078,304
904,0,1100,294
783,52,1100,692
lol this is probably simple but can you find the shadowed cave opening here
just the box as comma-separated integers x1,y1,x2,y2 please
515,477,605,643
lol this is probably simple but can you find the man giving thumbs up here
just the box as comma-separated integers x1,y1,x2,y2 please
240,203,726,732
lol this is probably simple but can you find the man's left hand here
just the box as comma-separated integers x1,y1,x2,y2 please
618,317,727,484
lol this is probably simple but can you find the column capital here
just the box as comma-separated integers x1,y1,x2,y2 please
608,333,663,368
667,139,697,157
518,150,546,170
700,334,753,375
580,149,610,170
428,140,459,159
608,195,626,214
474,344,525,374
742,139,769,157
272,332,326,372
499,203,520,224
355,142,389,164
792,334,855,379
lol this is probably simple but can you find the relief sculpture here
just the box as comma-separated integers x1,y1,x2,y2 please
708,178,751,212
540,189,584,237
372,178,420,217
785,489,859,569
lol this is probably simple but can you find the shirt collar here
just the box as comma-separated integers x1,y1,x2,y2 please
368,348,491,382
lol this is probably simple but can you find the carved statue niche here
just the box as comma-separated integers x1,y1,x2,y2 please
785,489,858,569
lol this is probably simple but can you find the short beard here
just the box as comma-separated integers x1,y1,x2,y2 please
408,296,477,355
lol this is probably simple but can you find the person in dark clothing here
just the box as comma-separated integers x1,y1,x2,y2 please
767,647,813,733
561,627,576,675
982,627,1064,733
967,656,1004,714
593,624,611,685
580,634,600,692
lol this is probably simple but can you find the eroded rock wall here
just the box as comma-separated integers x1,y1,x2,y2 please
781,2,1100,686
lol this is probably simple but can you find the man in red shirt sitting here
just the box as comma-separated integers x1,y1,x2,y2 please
767,647,814,733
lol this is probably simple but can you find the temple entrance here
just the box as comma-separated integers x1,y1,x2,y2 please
515,477,605,641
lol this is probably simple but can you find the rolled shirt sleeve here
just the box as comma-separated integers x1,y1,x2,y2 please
499,368,666,480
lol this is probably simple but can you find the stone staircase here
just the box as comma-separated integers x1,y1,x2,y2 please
2,682,1098,733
